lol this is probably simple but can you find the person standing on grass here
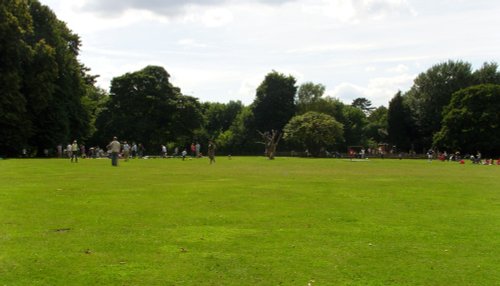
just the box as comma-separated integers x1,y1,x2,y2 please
107,136,121,166
208,140,216,164
70,140,79,163
57,144,62,158
122,141,130,161
161,144,167,158
66,143,72,158
80,144,86,159
138,143,145,158
190,143,196,157
427,149,434,162
131,142,137,158
195,142,201,158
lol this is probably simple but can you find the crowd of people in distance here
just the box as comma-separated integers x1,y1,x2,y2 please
54,137,217,166
54,141,146,160
434,150,500,165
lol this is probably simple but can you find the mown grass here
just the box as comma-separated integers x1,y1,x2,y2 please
0,157,499,285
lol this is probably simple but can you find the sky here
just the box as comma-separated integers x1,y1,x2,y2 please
38,0,500,107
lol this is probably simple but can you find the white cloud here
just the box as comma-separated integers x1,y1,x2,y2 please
329,83,367,103
387,64,409,73
286,43,377,54
329,73,415,106
365,66,376,72
300,0,416,23
177,39,210,49
38,0,500,107
201,7,234,27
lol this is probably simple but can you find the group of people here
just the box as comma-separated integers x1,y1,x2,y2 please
433,150,500,165
58,141,145,161
103,137,216,166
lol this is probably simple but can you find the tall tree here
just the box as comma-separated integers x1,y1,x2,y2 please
473,62,500,85
433,84,500,156
387,91,414,151
341,105,368,149
405,60,474,149
95,66,203,150
296,82,325,111
365,106,388,144
0,0,32,155
0,0,93,156
27,1,92,152
252,71,297,133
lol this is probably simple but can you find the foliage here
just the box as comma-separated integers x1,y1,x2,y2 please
0,0,94,156
94,66,203,150
296,82,325,108
365,105,388,144
0,0,32,155
387,91,414,151
404,60,474,149
341,105,368,149
252,71,297,132
351,97,375,115
473,62,500,85
433,84,500,155
283,111,344,156
81,86,109,145
215,107,258,154
202,100,243,139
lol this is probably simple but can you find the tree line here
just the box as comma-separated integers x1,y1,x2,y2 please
2,1,500,157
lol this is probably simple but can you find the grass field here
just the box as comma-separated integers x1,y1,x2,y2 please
0,157,499,285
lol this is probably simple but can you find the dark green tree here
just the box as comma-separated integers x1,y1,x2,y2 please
341,105,368,149
202,100,243,138
252,71,297,133
296,82,325,113
405,60,474,149
0,0,93,156
352,97,375,115
433,84,500,156
283,111,344,156
31,1,92,152
473,62,500,85
0,0,32,155
216,106,258,155
387,91,414,151
95,66,203,150
365,106,388,144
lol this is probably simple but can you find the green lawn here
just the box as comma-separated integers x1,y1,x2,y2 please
0,157,499,285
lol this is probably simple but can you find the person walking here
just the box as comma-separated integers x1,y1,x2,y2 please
107,136,121,166
70,140,79,163
208,140,216,164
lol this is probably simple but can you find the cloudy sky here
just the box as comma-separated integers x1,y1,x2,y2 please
39,0,500,106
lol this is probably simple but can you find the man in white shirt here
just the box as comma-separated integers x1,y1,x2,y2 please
107,136,121,166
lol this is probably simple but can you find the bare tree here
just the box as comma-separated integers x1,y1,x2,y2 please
258,130,282,160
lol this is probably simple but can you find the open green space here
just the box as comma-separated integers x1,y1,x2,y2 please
0,157,499,285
